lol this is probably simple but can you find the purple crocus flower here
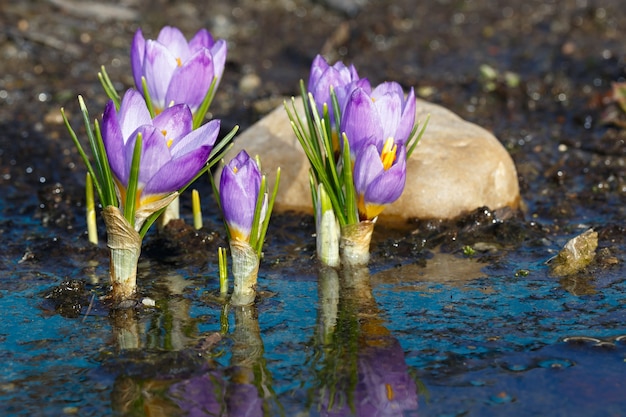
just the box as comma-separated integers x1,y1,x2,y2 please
308,54,370,126
341,82,416,161
353,140,407,221
219,150,263,242
102,89,220,209
131,26,227,114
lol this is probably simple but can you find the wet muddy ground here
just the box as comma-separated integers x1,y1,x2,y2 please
1,0,625,416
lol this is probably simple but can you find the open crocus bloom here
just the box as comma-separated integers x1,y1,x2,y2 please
353,140,407,221
341,82,416,161
131,26,227,114
102,89,220,213
308,54,370,126
219,150,264,242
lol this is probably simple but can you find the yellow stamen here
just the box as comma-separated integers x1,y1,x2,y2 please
166,139,173,148
357,194,385,221
386,383,394,401
176,57,182,67
380,137,397,170
233,166,239,174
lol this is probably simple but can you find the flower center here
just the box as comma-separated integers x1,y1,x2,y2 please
380,137,397,170
176,57,183,67
161,129,173,148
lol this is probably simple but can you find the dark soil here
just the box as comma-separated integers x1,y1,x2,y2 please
1,0,625,415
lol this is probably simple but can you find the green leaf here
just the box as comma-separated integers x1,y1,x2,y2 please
98,65,120,109
193,77,218,129
141,76,156,118
124,132,142,227
256,167,281,258
406,114,430,159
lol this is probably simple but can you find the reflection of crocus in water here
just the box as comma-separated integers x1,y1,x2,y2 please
308,54,370,125
341,82,416,161
322,338,418,417
219,150,264,243
353,140,407,221
131,26,227,115
102,88,220,219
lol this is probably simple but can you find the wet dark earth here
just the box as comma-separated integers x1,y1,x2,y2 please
1,0,626,416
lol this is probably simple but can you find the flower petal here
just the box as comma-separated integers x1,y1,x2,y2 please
209,39,227,83
353,144,384,196
165,49,215,112
152,104,193,145
170,119,220,157
189,28,215,51
156,26,191,62
143,146,211,195
135,126,172,186
143,40,179,109
101,100,128,185
364,146,407,205
118,89,152,140
396,87,416,145
130,29,146,92
342,88,384,157
219,151,262,240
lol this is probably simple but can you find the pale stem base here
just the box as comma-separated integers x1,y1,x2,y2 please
340,220,375,267
230,239,260,306
102,206,141,301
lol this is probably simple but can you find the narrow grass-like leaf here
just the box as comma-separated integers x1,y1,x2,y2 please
60,107,103,203
192,189,203,230
219,246,228,296
341,134,358,224
192,77,218,129
406,115,430,159
124,132,142,227
249,173,267,253
86,173,98,245
93,119,117,207
97,65,120,109
141,76,156,118
256,167,280,258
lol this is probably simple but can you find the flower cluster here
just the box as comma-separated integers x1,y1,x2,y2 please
287,54,427,266
63,26,236,300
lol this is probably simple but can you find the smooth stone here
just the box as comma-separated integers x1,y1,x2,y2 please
221,97,520,221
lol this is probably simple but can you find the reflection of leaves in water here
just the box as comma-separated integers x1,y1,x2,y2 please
306,266,419,415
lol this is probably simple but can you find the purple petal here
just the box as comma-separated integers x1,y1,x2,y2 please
353,144,384,196
364,146,407,205
156,26,191,62
101,100,127,184
170,119,220,157
372,90,402,144
219,151,262,238
395,87,416,145
209,39,227,82
165,49,215,112
189,28,215,51
122,126,170,188
152,104,193,145
118,89,152,140
130,28,146,91
143,146,211,195
143,40,179,109
342,88,384,156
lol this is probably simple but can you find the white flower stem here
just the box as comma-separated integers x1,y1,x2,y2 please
339,220,375,267
230,239,260,306
102,206,141,301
